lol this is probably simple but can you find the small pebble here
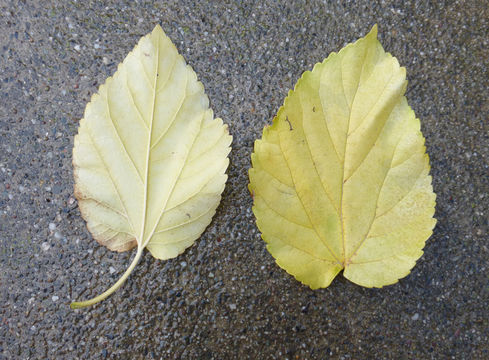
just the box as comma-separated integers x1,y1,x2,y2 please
229,304,237,310
48,223,56,231
412,313,420,321
74,44,81,51
52,295,59,302
109,266,116,274
41,242,50,251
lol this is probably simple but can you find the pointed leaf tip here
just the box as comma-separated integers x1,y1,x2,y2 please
152,24,164,35
369,24,378,37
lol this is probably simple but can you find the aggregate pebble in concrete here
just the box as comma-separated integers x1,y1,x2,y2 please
0,0,488,359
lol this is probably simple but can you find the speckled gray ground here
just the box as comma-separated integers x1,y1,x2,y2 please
0,0,488,359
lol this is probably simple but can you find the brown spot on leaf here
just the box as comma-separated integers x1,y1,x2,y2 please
285,116,293,131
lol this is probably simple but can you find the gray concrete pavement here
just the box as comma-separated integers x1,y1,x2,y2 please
0,0,488,358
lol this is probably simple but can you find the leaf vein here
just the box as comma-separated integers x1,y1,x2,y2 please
277,131,341,264
154,206,215,235
346,134,404,262
316,91,341,162
92,224,134,239
85,129,136,234
140,33,161,242
338,45,368,262
343,73,397,184
257,189,313,230
347,72,395,137
163,177,220,214
124,74,149,130
150,61,186,151
144,110,205,247
269,236,337,263
79,196,128,220
372,162,426,221
298,94,339,215
259,164,294,191
105,92,144,184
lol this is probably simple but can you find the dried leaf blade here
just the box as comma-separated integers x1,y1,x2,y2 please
72,25,231,308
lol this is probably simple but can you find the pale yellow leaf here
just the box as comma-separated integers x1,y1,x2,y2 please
72,25,231,308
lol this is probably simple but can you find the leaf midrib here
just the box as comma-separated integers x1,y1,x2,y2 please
338,43,404,266
137,36,204,249
140,35,160,244
338,42,369,266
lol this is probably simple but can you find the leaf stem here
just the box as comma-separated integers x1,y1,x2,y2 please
70,246,144,309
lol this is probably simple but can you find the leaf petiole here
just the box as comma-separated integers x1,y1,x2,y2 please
70,246,144,309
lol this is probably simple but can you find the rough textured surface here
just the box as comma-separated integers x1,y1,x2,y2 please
0,0,487,359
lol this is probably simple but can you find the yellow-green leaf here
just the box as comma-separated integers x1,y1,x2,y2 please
249,25,436,289
71,25,231,308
